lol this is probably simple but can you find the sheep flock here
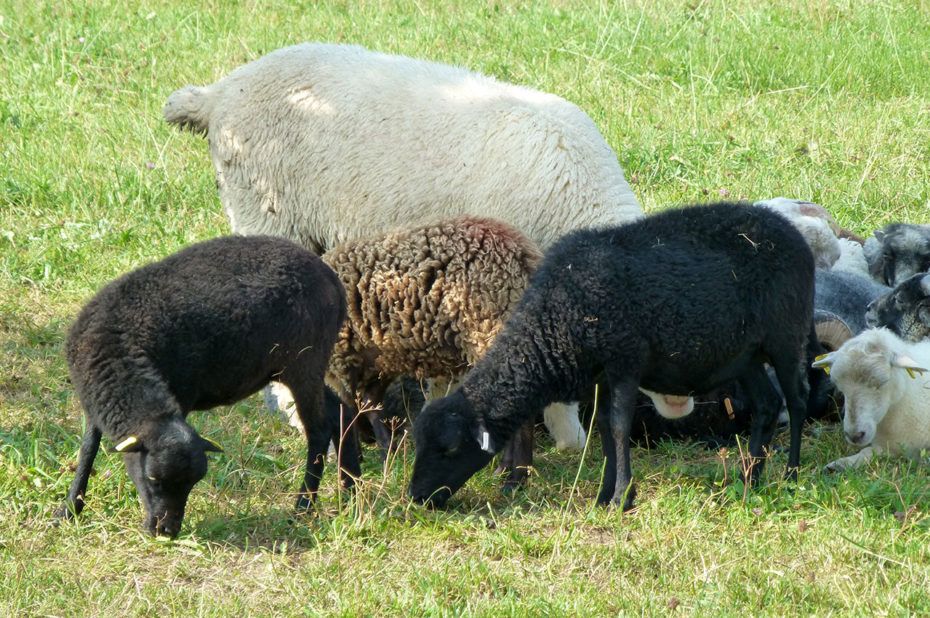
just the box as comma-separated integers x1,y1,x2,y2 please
54,42,930,537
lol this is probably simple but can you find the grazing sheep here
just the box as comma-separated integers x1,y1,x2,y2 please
164,42,641,449
864,223,930,286
812,328,930,470
323,216,554,485
408,202,816,510
55,236,358,537
865,273,930,342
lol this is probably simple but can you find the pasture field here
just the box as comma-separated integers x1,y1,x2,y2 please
2,0,929,614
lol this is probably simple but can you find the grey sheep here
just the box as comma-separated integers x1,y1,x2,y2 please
814,269,891,350
864,223,930,286
55,236,358,537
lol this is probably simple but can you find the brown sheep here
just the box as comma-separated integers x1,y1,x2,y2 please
324,216,549,486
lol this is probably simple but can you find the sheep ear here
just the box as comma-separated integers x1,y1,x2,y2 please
811,353,835,374
114,436,142,453
920,274,930,296
891,354,928,379
202,436,224,453
473,419,495,454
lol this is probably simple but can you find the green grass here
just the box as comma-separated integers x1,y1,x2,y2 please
2,0,930,614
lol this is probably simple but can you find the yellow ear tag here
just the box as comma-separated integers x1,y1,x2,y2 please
905,367,927,380
812,354,831,374
204,436,224,452
114,436,138,452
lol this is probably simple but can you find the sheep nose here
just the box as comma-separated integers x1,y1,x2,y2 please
846,431,866,445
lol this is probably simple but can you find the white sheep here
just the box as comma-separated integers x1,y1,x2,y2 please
165,42,642,449
812,328,930,471
163,42,642,253
830,237,870,276
753,198,842,269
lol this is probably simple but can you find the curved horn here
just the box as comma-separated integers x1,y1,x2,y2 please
814,314,853,352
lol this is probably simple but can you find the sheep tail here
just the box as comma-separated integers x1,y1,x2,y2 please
163,85,214,135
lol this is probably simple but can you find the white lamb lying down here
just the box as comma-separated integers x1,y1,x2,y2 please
812,328,930,470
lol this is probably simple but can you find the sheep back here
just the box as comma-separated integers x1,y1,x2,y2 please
67,235,346,440
164,42,641,254
815,269,890,337
323,216,542,395
476,201,816,408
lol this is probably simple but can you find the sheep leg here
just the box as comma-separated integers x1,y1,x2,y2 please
739,363,782,486
364,410,396,459
54,424,102,520
767,329,814,480
824,447,874,471
597,377,638,510
324,387,361,490
497,418,535,491
358,383,402,461
289,382,330,511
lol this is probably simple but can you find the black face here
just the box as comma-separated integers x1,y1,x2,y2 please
865,273,930,342
407,391,494,508
120,418,218,537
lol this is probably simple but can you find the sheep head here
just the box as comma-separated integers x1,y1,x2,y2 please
865,273,930,342
865,223,930,287
116,416,222,537
407,390,494,508
812,329,928,447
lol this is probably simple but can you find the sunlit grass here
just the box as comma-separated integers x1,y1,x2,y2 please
2,0,930,615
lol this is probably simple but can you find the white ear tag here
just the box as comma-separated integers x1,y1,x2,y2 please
481,431,491,453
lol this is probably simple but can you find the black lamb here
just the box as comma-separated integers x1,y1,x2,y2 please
408,202,816,510
865,272,930,342
55,235,359,537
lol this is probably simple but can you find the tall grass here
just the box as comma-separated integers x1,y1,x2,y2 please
1,0,929,614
